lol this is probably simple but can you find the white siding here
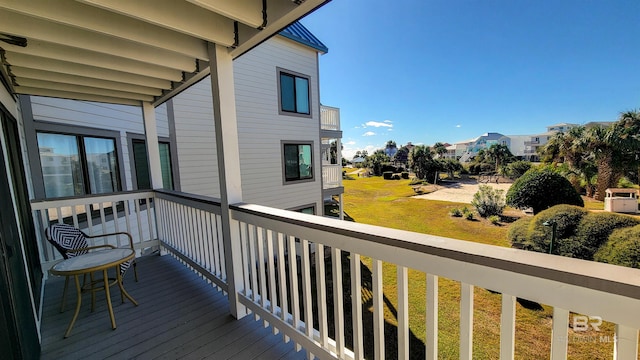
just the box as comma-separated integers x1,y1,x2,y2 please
171,79,220,197
170,36,322,210
234,36,322,210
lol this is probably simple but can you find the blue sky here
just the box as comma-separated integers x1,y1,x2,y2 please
300,0,640,159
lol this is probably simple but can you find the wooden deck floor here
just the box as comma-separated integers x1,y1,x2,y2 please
40,254,305,359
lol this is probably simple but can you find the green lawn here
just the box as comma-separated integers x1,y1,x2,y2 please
342,175,616,359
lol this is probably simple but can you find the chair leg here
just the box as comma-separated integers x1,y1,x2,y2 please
133,260,138,282
60,276,69,313
90,272,96,312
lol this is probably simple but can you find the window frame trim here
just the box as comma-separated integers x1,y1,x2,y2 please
127,133,177,191
288,203,317,215
276,67,312,118
33,122,125,199
281,140,315,185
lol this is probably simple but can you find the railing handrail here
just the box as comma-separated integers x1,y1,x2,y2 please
30,190,155,210
155,189,222,214
230,202,640,328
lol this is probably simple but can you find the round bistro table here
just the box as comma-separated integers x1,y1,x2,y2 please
50,248,138,338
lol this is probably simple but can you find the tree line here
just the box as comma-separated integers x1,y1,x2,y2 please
349,110,640,194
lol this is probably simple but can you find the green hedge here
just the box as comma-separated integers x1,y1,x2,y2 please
507,204,640,260
526,205,588,255
383,171,393,180
572,213,640,260
595,225,640,268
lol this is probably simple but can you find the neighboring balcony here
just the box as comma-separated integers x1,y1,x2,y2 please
321,105,341,131
321,105,343,192
32,190,640,359
322,164,343,190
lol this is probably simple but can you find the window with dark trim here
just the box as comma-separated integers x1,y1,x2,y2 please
283,142,313,182
131,139,174,190
36,132,121,198
279,70,310,115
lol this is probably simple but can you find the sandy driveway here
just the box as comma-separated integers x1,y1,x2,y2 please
414,180,512,204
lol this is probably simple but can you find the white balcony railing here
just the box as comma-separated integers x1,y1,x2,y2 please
33,191,640,359
322,164,342,189
230,204,640,360
31,191,158,271
321,106,340,131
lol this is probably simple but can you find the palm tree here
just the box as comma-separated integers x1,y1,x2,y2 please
485,144,512,171
433,142,447,159
588,111,640,200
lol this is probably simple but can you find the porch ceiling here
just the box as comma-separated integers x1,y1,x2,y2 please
0,0,328,107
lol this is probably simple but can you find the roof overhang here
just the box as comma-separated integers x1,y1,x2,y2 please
0,0,329,107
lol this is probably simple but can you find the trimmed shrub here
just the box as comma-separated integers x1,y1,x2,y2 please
450,208,462,217
488,215,500,225
527,205,588,255
464,211,474,220
471,185,506,217
505,161,532,180
509,204,639,260
571,213,640,260
508,217,533,249
391,173,401,180
401,172,410,179
506,168,584,214
381,164,401,174
595,225,640,268
382,171,393,180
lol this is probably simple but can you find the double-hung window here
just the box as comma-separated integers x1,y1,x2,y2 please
283,142,313,183
278,69,310,116
131,139,174,190
36,132,121,198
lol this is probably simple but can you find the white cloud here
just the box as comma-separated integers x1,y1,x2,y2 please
345,140,356,145
363,131,376,136
364,121,393,128
456,124,462,128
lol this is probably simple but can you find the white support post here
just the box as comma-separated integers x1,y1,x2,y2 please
500,294,516,360
460,283,474,360
208,42,246,319
142,101,163,189
550,307,569,360
614,325,638,360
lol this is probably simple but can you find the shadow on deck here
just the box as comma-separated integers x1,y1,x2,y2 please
40,255,304,359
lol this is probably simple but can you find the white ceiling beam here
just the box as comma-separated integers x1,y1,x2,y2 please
0,0,208,60
186,0,264,29
231,0,329,58
15,87,141,107
11,67,162,96
16,78,155,102
78,0,237,46
4,53,172,90
0,10,197,72
3,41,183,82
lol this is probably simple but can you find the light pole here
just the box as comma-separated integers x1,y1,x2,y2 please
543,220,557,254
